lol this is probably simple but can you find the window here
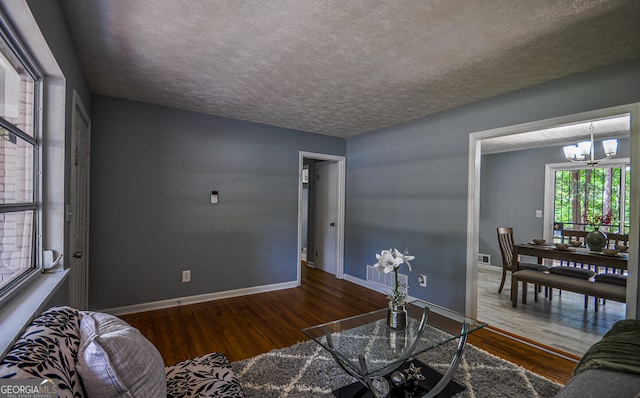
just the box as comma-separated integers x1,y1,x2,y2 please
0,16,41,294
553,164,630,236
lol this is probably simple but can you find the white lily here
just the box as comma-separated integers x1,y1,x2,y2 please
374,249,400,273
393,248,414,272
372,248,416,309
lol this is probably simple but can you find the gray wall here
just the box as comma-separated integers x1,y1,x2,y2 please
25,0,91,306
480,139,631,268
344,60,640,313
89,96,345,310
27,0,91,104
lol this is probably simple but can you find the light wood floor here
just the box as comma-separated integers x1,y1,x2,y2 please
120,265,577,384
477,264,626,356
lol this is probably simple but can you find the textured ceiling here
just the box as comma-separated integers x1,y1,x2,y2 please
59,0,640,138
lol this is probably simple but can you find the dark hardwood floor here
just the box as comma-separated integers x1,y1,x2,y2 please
120,265,577,384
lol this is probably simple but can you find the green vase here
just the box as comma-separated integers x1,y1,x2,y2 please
586,228,607,252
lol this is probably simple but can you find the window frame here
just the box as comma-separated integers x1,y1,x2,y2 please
544,158,631,241
552,164,630,235
0,1,72,359
0,6,43,300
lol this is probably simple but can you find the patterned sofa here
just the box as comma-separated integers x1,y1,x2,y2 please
0,306,245,398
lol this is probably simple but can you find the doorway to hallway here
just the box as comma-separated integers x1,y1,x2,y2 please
297,152,345,286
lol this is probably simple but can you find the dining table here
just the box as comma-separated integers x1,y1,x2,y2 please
513,242,628,272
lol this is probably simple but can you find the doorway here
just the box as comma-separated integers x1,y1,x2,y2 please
297,152,346,286
466,104,640,339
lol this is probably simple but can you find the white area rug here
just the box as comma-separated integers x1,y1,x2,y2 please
232,338,563,397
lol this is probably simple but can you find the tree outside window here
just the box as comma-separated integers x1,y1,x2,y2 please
554,166,629,236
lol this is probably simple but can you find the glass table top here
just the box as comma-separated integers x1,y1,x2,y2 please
301,300,487,378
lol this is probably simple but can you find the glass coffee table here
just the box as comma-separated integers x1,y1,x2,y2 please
302,300,487,398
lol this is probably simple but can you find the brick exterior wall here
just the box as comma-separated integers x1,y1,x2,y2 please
0,73,35,286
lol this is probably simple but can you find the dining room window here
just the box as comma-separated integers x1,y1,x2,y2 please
0,14,41,295
553,164,630,235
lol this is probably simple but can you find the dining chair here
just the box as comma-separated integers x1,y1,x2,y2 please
560,229,588,244
560,229,588,268
554,229,596,301
597,231,628,304
606,233,629,248
496,227,550,294
600,232,628,274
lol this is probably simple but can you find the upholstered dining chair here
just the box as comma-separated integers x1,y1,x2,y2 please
496,227,551,294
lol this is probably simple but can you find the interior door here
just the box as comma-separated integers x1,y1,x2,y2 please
315,161,338,275
69,93,91,310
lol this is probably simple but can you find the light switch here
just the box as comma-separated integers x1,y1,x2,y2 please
211,191,219,204
536,210,542,218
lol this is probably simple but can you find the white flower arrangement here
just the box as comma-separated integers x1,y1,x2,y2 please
373,248,415,309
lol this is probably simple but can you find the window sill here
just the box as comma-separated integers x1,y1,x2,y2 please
0,269,69,358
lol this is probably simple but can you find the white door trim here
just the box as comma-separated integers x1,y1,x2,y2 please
298,152,346,286
466,103,640,319
69,90,91,310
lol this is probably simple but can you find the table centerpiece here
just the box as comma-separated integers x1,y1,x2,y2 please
584,209,615,252
373,248,415,330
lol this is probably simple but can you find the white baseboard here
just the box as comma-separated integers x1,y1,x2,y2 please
343,273,387,294
104,274,413,317
102,280,298,316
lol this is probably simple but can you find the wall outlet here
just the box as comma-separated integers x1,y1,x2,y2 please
418,274,427,287
182,270,191,283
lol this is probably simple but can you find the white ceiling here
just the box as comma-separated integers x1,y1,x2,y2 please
59,0,640,139
482,114,631,155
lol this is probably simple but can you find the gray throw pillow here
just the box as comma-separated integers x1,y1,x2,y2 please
77,311,166,398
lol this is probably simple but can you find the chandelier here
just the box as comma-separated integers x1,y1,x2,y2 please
562,123,618,166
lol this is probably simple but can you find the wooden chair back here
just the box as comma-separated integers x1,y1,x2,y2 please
561,229,587,243
607,233,629,248
497,227,515,270
496,227,547,294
